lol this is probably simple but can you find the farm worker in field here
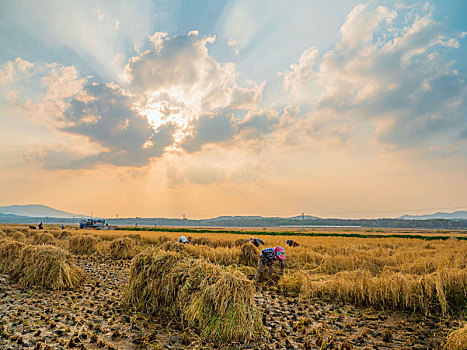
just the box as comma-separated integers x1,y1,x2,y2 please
61,224,65,229
178,235,190,244
249,237,265,247
255,246,286,283
38,222,43,230
286,239,300,247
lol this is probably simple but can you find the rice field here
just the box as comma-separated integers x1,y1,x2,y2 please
0,224,465,349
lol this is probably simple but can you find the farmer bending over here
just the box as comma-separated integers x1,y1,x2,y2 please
255,246,286,283
178,235,190,244
249,237,265,247
286,239,300,247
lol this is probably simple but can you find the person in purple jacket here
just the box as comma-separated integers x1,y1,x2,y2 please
255,246,286,283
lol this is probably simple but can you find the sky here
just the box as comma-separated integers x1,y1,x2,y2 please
0,0,466,219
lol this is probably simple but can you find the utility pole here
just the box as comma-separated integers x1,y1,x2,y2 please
301,212,305,232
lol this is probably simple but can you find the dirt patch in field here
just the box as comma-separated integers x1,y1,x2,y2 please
0,255,462,349
255,286,458,349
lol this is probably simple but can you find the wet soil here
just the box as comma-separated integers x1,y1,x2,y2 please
254,288,456,349
0,256,459,349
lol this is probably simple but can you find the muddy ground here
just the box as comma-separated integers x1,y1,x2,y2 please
0,256,461,349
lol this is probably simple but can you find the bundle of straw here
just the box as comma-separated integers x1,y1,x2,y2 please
238,243,259,267
159,239,187,253
444,323,467,350
235,239,249,247
123,249,264,342
69,234,98,255
11,244,86,290
58,230,73,240
109,237,137,259
33,232,56,245
4,229,27,242
0,239,25,272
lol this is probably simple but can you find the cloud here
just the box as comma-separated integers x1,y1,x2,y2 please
181,113,236,153
1,60,175,169
280,47,319,99
281,3,467,148
237,110,280,139
179,108,288,153
126,31,264,115
0,31,270,170
184,166,225,185
0,59,87,124
0,57,34,84
124,31,269,155
56,82,175,168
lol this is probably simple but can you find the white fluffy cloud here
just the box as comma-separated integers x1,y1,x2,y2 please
126,31,264,115
59,82,175,168
0,32,270,169
281,3,466,147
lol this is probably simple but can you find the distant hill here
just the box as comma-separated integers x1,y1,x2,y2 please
288,215,320,220
399,211,467,220
210,215,274,221
0,204,83,218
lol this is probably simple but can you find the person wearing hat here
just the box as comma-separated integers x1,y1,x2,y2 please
178,235,190,244
286,239,299,247
255,246,286,283
249,237,265,247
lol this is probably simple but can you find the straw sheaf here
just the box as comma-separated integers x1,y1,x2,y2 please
4,230,27,243
0,239,26,273
238,243,259,267
444,323,467,350
11,244,86,290
32,232,56,245
109,237,137,259
69,234,98,255
123,249,264,342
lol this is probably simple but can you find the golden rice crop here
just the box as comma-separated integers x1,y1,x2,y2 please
235,238,249,246
188,236,234,248
11,244,86,290
123,249,264,343
190,236,211,246
184,244,239,265
444,323,467,350
90,228,467,316
69,234,98,255
279,267,467,315
109,237,137,259
155,235,172,245
0,239,25,272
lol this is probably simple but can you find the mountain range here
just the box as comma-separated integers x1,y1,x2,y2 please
0,204,84,218
399,211,467,220
0,204,466,221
